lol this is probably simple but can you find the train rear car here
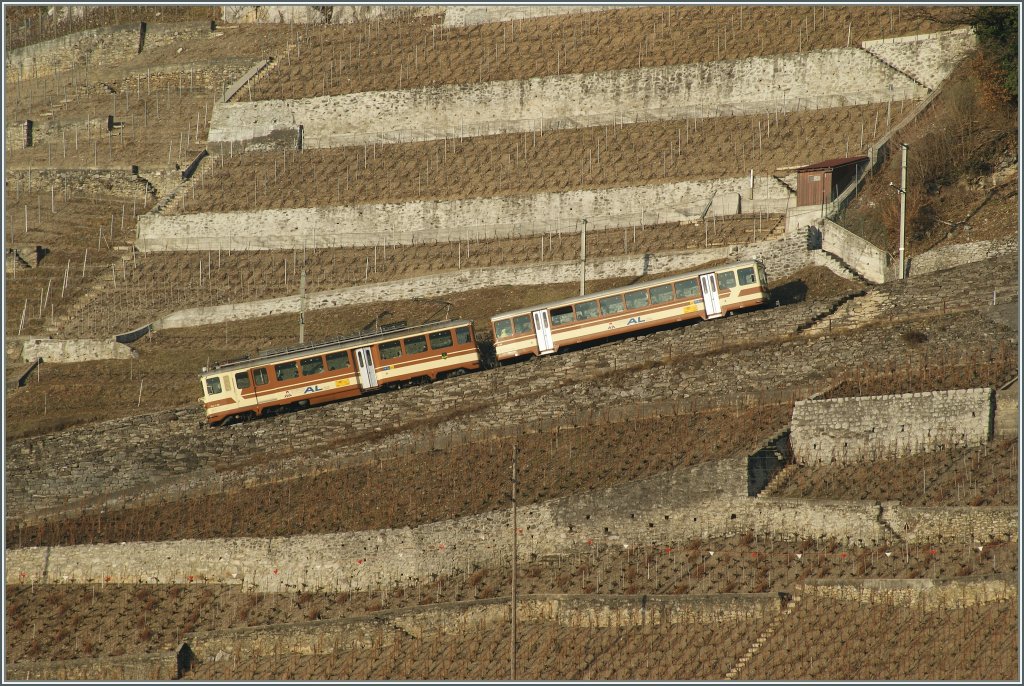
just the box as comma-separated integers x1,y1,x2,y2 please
200,319,480,425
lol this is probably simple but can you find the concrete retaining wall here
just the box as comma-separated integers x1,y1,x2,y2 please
442,6,629,27
20,338,137,363
790,388,994,464
207,48,927,148
818,219,890,283
136,177,791,251
219,5,440,25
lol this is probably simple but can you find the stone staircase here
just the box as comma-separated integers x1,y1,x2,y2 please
858,46,932,92
723,592,800,680
814,249,872,286
794,289,868,335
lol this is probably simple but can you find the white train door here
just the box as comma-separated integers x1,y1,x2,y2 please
532,310,554,354
700,272,723,318
354,347,379,389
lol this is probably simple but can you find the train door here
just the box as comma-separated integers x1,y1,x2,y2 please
354,347,379,389
700,272,722,318
532,310,554,354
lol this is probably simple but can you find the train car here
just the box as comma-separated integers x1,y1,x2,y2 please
199,319,480,425
489,259,768,362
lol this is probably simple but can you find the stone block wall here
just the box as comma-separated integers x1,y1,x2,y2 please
20,338,137,364
908,234,1019,278
799,572,1016,608
6,168,154,201
135,176,790,251
790,388,994,464
818,219,890,283
5,22,213,79
207,48,926,149
861,28,976,89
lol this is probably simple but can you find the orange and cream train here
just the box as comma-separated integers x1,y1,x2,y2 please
199,320,479,425
200,259,768,424
489,259,769,361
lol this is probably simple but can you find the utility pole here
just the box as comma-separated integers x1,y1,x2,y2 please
510,444,519,681
892,143,909,279
298,268,306,343
579,218,588,296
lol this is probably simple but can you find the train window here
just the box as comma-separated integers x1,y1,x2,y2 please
599,294,625,316
404,335,428,355
550,306,574,326
738,266,756,285
494,319,513,339
575,300,599,320
275,362,299,381
429,330,454,349
513,315,532,334
650,284,674,304
235,371,251,390
717,270,737,289
456,326,472,344
205,377,223,395
253,367,270,386
326,351,350,370
625,289,650,310
379,340,402,360
301,356,324,376
674,279,698,298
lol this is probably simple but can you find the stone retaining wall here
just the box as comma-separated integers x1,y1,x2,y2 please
799,572,1016,608
148,225,811,331
909,234,1019,278
188,592,779,661
861,28,976,89
136,177,790,252
19,338,137,363
207,48,928,149
5,21,213,78
790,389,993,464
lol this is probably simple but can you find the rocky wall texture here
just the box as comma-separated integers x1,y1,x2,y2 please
20,338,137,363
150,226,811,331
135,176,790,252
799,573,1016,608
908,234,1019,278
790,389,993,464
5,22,213,78
861,28,976,89
207,48,928,148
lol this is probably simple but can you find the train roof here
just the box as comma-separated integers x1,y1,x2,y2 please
201,318,474,376
489,258,764,321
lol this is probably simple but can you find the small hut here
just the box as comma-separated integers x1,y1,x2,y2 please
795,156,869,207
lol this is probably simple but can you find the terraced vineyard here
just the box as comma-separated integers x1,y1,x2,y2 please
176,103,904,213
4,4,1018,682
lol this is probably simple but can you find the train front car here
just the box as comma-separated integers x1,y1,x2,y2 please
489,260,770,363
